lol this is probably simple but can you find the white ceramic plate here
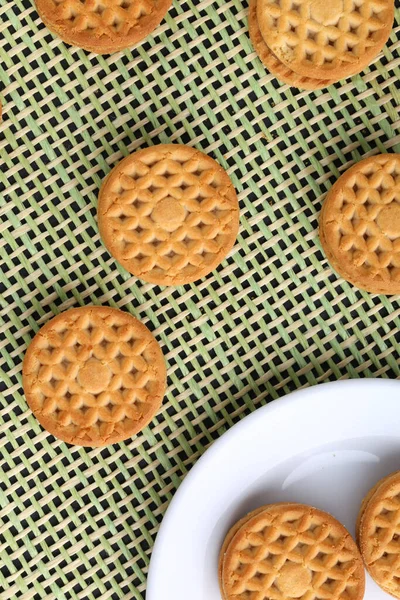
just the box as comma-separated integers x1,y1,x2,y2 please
147,379,400,600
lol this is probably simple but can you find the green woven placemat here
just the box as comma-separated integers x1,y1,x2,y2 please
1,0,400,597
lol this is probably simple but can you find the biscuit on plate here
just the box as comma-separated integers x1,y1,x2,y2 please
357,471,400,598
219,502,365,600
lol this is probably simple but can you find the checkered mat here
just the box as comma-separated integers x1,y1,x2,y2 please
0,0,400,598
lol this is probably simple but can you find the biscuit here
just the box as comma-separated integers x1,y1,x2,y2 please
97,144,239,286
357,471,400,598
218,506,270,597
256,0,394,81
219,502,365,600
22,306,167,446
355,476,388,546
248,0,337,90
320,154,400,295
35,0,172,53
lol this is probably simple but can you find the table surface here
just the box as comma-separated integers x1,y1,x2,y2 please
0,0,400,598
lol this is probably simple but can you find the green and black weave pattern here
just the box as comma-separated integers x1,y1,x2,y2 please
0,0,400,598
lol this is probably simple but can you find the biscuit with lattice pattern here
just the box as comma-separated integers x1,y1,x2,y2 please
36,0,172,53
220,503,365,600
218,504,295,597
257,0,394,80
320,154,400,295
23,306,166,446
358,471,400,598
249,0,337,90
98,144,239,286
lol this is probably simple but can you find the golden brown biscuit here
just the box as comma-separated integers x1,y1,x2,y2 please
355,477,388,546
320,154,400,295
248,0,337,90
257,0,394,81
218,503,297,596
35,0,173,53
220,503,365,600
97,144,239,286
23,306,166,446
218,506,273,596
357,471,400,598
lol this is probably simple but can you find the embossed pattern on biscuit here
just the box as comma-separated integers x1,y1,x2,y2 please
248,0,337,90
337,161,400,274
23,307,166,446
358,472,400,598
98,145,239,286
222,504,365,600
35,0,172,52
320,154,400,294
257,0,394,79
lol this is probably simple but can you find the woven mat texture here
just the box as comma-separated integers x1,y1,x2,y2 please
1,0,400,597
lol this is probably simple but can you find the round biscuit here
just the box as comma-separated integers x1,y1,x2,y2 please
97,144,239,286
320,154,400,295
221,502,365,600
248,0,337,90
256,0,394,81
23,306,167,446
35,0,173,53
358,471,400,598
